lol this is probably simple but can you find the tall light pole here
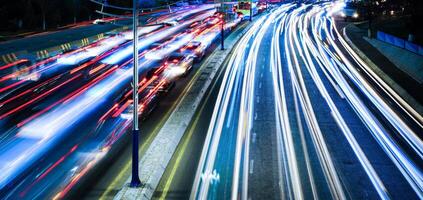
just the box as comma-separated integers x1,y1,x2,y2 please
249,0,252,21
367,0,374,38
90,0,147,189
130,0,142,188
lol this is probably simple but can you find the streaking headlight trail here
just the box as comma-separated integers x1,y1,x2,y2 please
192,2,422,200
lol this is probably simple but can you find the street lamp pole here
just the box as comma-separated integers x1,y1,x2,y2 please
130,0,141,188
249,0,252,21
368,0,374,38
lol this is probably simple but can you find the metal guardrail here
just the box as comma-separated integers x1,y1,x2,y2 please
0,26,128,65
376,31,423,56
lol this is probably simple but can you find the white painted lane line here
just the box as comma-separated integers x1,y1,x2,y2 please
249,159,254,174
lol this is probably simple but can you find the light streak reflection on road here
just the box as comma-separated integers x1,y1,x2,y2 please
192,2,423,200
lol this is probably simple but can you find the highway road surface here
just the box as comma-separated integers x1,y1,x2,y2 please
0,2,422,200
191,2,422,200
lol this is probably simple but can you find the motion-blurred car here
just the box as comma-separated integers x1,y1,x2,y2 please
180,41,206,62
125,93,158,121
163,20,179,26
146,78,175,95
165,53,194,77
0,59,31,76
158,80,175,93
145,66,175,95
140,93,159,120
339,2,362,21
93,19,107,25
144,41,170,60
93,17,116,24
203,14,222,27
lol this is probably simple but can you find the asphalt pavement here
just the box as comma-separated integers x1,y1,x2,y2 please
247,16,280,200
191,3,422,200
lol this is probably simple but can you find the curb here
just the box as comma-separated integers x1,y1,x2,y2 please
342,24,423,118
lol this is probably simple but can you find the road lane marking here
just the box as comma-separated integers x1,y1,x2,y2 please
159,43,230,200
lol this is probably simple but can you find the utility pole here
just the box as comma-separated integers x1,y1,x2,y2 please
130,0,141,188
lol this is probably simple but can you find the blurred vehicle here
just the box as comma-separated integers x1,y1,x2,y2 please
140,93,159,120
163,20,179,26
180,41,206,61
105,32,123,38
93,19,107,25
158,80,175,94
145,66,175,95
148,42,164,51
145,43,169,60
205,16,220,26
339,2,362,21
0,59,31,75
146,78,175,95
93,17,116,25
124,93,158,121
165,53,194,77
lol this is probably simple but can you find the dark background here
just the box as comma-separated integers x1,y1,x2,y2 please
0,0,181,32
0,0,421,41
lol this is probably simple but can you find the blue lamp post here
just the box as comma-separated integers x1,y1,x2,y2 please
130,0,142,188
